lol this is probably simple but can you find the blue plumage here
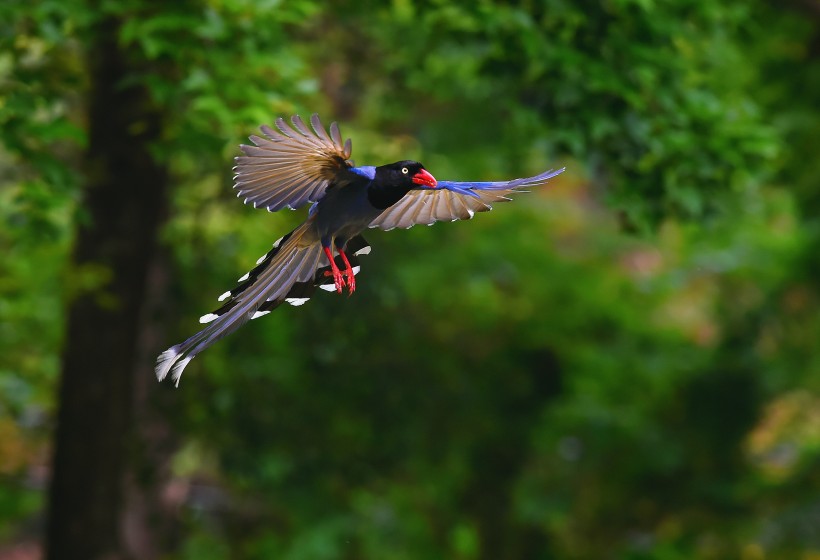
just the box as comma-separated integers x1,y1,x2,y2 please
351,166,376,180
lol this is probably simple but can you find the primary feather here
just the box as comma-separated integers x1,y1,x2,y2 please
233,114,353,212
368,168,565,230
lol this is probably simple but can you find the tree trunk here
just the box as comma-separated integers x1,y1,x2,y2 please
46,13,169,560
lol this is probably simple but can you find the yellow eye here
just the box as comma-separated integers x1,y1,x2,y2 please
401,167,408,174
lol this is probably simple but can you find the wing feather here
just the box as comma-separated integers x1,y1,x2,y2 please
233,113,353,212
329,122,343,150
368,168,565,231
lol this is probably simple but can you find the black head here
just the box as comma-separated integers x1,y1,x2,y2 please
367,160,438,209
375,160,437,189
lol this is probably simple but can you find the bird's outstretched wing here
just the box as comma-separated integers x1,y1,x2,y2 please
368,168,565,231
234,114,353,212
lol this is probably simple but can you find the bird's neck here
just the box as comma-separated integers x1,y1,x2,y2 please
367,182,413,210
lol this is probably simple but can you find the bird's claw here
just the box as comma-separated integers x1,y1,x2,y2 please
334,270,345,294
344,268,356,295
324,269,345,293
324,268,351,294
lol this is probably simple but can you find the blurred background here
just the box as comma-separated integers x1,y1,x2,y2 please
1,0,819,558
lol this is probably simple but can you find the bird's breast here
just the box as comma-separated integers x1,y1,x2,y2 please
314,182,382,239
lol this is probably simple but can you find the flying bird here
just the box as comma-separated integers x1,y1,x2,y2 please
156,114,564,385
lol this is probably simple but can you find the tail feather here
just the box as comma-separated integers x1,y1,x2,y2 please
155,221,322,384
155,346,181,384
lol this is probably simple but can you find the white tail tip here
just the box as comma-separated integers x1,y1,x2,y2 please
155,346,194,387
155,346,180,382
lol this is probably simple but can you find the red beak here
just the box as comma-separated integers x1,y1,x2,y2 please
412,169,437,188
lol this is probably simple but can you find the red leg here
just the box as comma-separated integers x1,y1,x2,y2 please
338,249,356,294
322,246,344,293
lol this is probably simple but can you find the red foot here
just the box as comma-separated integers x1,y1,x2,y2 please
338,250,356,294
323,246,345,293
322,246,356,295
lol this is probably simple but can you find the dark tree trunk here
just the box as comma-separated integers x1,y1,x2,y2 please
46,13,170,560
466,350,563,560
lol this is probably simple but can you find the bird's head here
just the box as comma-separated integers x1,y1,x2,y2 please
378,160,438,189
367,160,439,210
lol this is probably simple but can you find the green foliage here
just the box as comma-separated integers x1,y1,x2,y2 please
2,0,819,558
321,0,780,229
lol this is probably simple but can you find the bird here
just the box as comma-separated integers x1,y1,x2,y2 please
156,114,564,385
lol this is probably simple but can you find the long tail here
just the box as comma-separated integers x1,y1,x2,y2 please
156,220,353,386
